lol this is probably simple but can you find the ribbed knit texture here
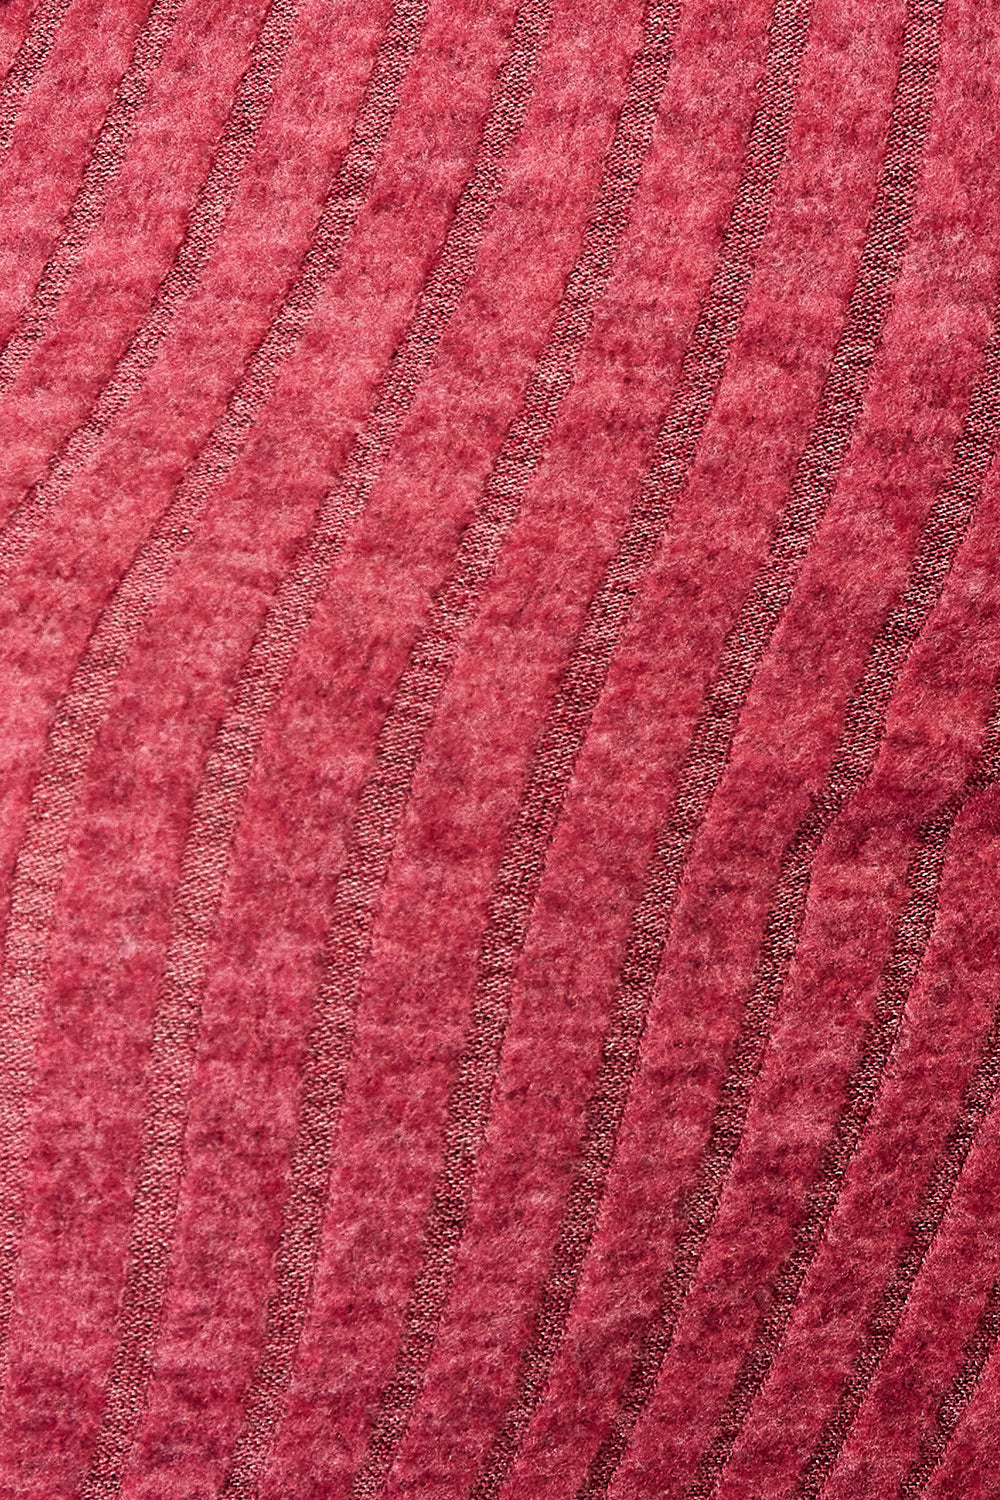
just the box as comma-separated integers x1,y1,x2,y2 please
1,1,999,1495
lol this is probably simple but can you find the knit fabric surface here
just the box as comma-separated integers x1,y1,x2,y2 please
1,0,999,1495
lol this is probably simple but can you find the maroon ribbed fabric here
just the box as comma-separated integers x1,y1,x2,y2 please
1,0,999,1495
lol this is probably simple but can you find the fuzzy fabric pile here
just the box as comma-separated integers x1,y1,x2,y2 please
1,0,998,1495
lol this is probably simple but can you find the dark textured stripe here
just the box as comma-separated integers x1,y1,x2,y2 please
688,673,1000,1499
223,5,687,1496
0,0,426,1468
898,1280,1000,1499
0,0,300,593
465,1,819,1494
131,4,558,1492
0,0,186,393
509,3,947,1494
795,970,1000,1494
0,0,72,150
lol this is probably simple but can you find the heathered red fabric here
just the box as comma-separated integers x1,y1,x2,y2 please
1,0,999,1495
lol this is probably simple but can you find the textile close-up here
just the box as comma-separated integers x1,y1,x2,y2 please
1,0,1000,1495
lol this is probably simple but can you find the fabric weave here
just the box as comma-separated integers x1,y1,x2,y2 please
0,0,998,1495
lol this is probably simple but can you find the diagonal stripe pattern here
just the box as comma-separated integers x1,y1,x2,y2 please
0,0,427,1461
1,2,999,1495
475,1,951,1493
